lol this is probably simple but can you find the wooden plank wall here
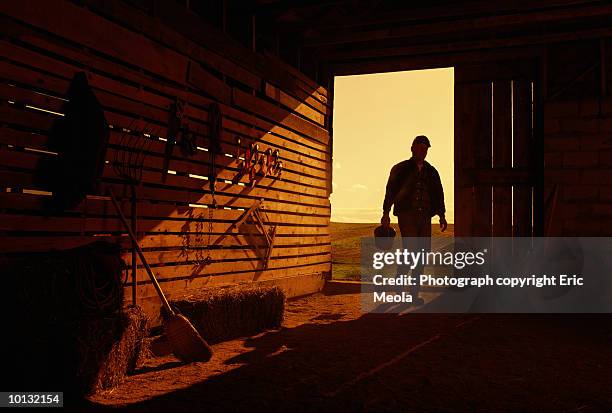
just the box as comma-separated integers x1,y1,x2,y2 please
543,39,612,236
0,0,332,322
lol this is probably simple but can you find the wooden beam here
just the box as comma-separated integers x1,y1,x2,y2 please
469,168,533,186
303,0,597,32
330,47,542,76
318,25,612,61
304,3,612,47
251,0,344,17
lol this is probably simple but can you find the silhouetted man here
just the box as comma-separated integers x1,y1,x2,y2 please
381,135,447,306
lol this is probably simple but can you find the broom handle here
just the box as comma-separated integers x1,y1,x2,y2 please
108,188,174,315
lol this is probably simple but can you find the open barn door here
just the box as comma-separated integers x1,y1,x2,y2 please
454,61,541,237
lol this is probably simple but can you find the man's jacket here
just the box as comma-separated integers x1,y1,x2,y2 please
383,158,445,218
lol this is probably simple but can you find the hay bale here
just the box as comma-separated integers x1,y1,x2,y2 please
1,242,147,400
4,241,125,321
170,284,285,344
74,305,149,395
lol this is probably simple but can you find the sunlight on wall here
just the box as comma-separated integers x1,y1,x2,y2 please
330,68,454,224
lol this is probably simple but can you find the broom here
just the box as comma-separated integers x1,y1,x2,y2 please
108,188,213,362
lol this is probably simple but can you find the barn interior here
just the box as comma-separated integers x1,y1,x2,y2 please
1,0,612,410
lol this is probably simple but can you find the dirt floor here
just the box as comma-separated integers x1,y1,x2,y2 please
83,291,612,412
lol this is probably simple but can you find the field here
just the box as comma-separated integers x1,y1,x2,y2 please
331,222,455,280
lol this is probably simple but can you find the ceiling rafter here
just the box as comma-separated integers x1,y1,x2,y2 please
302,3,612,47
321,24,612,63
301,0,599,33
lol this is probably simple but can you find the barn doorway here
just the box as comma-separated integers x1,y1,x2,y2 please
329,62,540,280
330,68,455,280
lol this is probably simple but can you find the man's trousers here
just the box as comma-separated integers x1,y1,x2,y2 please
397,210,432,297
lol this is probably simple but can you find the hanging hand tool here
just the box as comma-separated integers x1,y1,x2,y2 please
231,136,242,184
253,148,283,186
228,199,277,269
248,143,260,186
178,123,198,156
253,148,273,186
162,98,185,182
235,141,260,186
270,149,283,177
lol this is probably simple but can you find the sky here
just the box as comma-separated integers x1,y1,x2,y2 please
330,68,455,224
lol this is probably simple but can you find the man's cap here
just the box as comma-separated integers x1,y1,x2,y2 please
412,135,431,147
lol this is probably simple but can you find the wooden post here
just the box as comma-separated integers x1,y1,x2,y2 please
327,74,334,196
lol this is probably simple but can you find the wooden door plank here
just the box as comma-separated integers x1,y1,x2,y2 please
493,80,513,236
455,77,492,237
471,82,493,237
513,79,533,237
454,81,474,237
